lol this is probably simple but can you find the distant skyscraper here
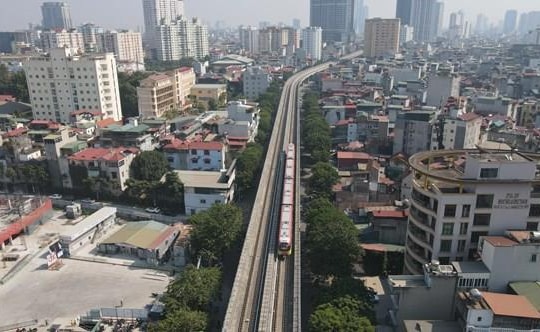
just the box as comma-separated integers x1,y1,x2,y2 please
239,26,259,54
503,10,518,34
395,0,412,25
142,0,184,50
475,14,489,35
448,10,465,40
353,0,364,36
302,26,323,60
41,2,72,30
364,18,400,57
395,0,437,42
432,1,444,38
293,18,301,29
310,0,355,43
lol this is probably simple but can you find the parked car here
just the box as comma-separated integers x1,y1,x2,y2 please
145,207,161,214
49,194,62,199
81,198,96,204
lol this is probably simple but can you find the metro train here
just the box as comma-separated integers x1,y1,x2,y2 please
278,143,296,256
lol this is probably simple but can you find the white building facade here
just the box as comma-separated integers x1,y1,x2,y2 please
97,30,144,70
243,66,271,100
40,30,84,51
155,18,209,61
302,26,323,61
24,48,123,123
405,149,540,274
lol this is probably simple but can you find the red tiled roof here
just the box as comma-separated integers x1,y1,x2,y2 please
163,139,223,151
337,151,371,160
3,127,28,138
483,236,518,247
178,67,193,73
361,243,386,252
68,147,139,162
458,112,481,121
0,95,15,101
482,292,540,319
96,118,119,128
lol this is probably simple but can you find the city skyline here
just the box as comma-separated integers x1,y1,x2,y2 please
0,0,539,30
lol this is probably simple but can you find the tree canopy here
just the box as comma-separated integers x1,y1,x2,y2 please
305,205,360,278
301,92,331,164
236,143,264,193
149,308,207,332
189,204,243,265
118,71,150,118
0,65,29,103
309,296,375,332
131,151,170,181
307,162,339,200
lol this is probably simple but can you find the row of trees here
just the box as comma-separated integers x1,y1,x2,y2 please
118,71,150,118
302,92,331,164
0,64,29,103
0,162,49,193
300,92,375,330
150,265,222,332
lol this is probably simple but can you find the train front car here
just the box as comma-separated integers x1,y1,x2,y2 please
278,143,296,256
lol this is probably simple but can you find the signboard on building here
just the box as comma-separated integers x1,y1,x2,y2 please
493,193,529,209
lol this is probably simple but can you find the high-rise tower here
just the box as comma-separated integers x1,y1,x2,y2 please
41,2,72,30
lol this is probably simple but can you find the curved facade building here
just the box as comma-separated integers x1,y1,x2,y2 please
405,149,540,274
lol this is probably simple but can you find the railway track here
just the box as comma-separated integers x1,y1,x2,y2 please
224,51,362,332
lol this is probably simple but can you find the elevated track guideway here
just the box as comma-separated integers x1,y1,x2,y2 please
223,51,362,332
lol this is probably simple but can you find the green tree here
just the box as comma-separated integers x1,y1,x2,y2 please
118,71,150,118
145,58,195,72
124,178,154,206
208,98,218,110
150,308,207,332
304,198,335,222
156,171,184,213
309,296,375,332
236,143,263,193
131,151,169,181
196,101,206,112
163,265,222,312
83,176,111,200
306,207,360,278
189,204,243,265
317,277,376,321
307,162,339,200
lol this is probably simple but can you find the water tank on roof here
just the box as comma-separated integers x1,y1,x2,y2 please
470,288,482,301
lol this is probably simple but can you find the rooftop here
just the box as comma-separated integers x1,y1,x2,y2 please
482,292,540,319
451,261,490,274
103,123,150,134
100,220,176,250
60,207,117,242
509,282,540,311
163,139,223,151
483,236,519,247
192,84,227,90
169,170,229,189
68,147,138,162
337,151,371,160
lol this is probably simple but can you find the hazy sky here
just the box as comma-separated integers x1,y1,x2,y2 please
1,0,539,30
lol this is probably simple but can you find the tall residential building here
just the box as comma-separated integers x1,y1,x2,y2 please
40,30,84,51
448,11,465,40
142,0,184,54
364,18,400,58
243,66,271,100
396,0,437,42
41,2,72,30
258,26,291,54
137,66,195,118
393,110,438,156
405,149,540,274
24,48,122,123
353,0,365,36
97,31,144,68
80,23,105,53
504,10,518,35
431,1,444,39
239,26,259,54
155,18,209,61
475,14,489,35
310,0,355,43
302,26,323,61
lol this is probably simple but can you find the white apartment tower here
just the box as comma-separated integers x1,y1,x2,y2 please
155,18,209,61
405,149,540,274
302,27,323,61
243,66,271,100
40,30,84,51
24,48,122,123
41,2,72,30
239,26,260,54
97,31,144,69
142,0,184,56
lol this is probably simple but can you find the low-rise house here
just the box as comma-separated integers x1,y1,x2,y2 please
170,167,235,216
162,139,225,171
98,118,156,151
65,146,139,192
190,84,227,108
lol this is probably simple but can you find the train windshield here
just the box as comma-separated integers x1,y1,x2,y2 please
279,242,290,250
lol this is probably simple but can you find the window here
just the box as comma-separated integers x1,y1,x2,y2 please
527,222,539,231
204,159,210,164
476,194,494,209
473,214,491,226
480,168,498,178
530,204,540,217
471,231,488,244
111,172,117,179
458,240,466,252
531,254,537,263
204,150,210,155
444,205,457,217
191,149,197,155
200,199,206,204
442,223,454,235
439,257,450,264
440,240,452,252
459,222,469,235
462,205,471,218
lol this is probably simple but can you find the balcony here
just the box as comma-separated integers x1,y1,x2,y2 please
404,253,423,275
410,206,434,230
406,241,428,265
408,223,431,249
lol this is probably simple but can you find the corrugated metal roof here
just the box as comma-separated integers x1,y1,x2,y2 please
100,220,175,250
